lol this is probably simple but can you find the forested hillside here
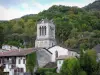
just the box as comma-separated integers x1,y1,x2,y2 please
84,0,100,11
0,0,100,49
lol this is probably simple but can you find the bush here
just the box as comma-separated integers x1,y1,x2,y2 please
37,68,56,75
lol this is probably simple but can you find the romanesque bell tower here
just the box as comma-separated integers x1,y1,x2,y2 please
35,19,56,48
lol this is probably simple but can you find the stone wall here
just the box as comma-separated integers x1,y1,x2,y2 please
36,49,52,68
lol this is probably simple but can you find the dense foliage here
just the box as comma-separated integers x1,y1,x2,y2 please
60,50,100,75
0,25,4,48
26,52,36,75
35,50,100,75
0,0,100,49
36,68,57,75
60,57,80,75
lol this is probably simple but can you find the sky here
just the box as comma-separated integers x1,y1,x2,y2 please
0,0,95,20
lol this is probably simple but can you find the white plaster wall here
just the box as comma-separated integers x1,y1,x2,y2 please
2,45,11,50
4,64,10,72
2,45,18,50
9,69,14,75
3,57,26,75
68,51,77,57
48,46,69,62
16,57,26,72
57,60,64,73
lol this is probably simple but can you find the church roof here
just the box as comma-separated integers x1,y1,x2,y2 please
37,18,54,24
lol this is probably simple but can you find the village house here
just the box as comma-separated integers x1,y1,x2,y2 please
0,48,37,75
2,45,18,51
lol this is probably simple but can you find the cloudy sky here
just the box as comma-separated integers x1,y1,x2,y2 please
0,0,95,20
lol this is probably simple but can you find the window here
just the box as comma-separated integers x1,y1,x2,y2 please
44,26,46,35
42,26,44,36
39,26,42,36
59,60,61,64
55,51,58,58
18,59,21,64
23,59,25,64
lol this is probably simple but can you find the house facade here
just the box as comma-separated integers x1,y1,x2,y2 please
56,55,75,73
48,46,69,62
0,48,36,75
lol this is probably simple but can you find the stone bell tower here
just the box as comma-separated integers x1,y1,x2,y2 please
35,19,56,48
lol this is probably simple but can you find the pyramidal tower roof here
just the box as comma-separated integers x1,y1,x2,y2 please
37,18,54,24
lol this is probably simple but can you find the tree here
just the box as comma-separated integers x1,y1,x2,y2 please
80,49,97,75
0,66,4,75
0,26,4,48
26,52,36,75
60,57,80,75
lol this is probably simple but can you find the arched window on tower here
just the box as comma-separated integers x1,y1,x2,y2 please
39,26,42,36
42,26,44,36
44,26,46,35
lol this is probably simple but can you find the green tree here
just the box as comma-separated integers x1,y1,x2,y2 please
26,52,36,75
60,57,80,75
80,49,97,75
0,26,4,48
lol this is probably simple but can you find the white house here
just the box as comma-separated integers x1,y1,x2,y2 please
2,45,18,51
56,55,74,73
0,49,8,52
48,46,69,62
0,48,37,75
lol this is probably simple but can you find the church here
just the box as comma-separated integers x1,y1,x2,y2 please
35,19,79,69
0,19,79,75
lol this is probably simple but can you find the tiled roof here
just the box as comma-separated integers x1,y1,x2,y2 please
37,19,53,24
93,44,100,53
0,48,39,57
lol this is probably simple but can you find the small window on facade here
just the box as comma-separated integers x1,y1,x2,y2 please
59,60,61,64
42,26,44,36
20,68,24,72
55,51,58,58
19,59,21,64
23,59,25,64
44,26,46,35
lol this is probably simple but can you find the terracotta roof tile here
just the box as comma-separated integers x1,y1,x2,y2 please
0,48,39,57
